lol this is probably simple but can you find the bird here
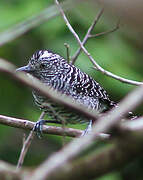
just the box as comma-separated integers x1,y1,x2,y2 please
16,50,133,136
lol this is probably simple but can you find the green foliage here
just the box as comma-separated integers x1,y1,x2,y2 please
0,0,53,31
97,172,121,180
0,0,143,179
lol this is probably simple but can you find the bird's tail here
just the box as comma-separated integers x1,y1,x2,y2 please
109,100,137,120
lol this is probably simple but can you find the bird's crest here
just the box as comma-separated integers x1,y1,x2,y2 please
32,50,60,62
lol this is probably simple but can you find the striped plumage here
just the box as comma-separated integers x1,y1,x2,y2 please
17,50,116,132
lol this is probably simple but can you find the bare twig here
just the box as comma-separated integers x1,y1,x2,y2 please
24,1,143,179
27,81,143,180
89,20,120,38
32,123,143,180
0,160,23,179
2,55,143,179
1,116,143,180
0,114,82,137
1,55,143,176
17,130,35,169
70,8,104,64
1,118,143,180
56,0,143,86
44,103,67,145
64,43,70,63
0,58,99,121
16,111,46,169
0,45,143,179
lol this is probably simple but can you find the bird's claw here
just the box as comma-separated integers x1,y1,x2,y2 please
34,119,46,138
81,120,92,137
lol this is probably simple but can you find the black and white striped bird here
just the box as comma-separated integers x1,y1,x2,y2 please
16,50,132,136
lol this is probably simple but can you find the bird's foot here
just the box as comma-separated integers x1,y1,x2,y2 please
34,119,47,138
34,119,62,138
128,111,137,120
81,120,92,137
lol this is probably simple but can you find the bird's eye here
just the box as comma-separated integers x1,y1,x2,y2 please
40,63,46,69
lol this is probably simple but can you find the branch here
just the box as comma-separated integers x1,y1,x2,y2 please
1,53,143,179
16,112,46,169
26,117,143,180
88,20,120,38
70,8,104,64
0,118,143,180
0,114,82,138
0,0,81,47
23,1,143,179
64,43,70,63
0,58,99,122
32,120,143,180
0,160,22,179
1,56,143,179
56,0,143,86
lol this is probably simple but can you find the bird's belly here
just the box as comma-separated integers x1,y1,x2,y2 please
32,90,90,124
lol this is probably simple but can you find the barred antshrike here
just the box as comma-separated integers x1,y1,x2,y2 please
16,50,133,136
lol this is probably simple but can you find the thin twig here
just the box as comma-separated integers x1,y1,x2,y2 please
56,0,142,86
2,116,143,180
45,103,67,145
16,130,34,169
0,58,99,121
27,75,143,180
16,111,46,169
0,114,82,137
70,8,104,64
26,1,143,179
30,124,143,180
1,55,143,178
64,43,70,63
89,20,120,38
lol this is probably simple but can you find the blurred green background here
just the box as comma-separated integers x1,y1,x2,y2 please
0,0,143,179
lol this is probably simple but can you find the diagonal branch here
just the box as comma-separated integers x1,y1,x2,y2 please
0,114,82,137
27,81,143,180
0,58,99,122
29,118,143,180
1,55,143,179
70,8,104,64
16,112,46,169
56,0,143,86
89,20,120,38
1,48,143,179
1,118,143,180
24,1,143,179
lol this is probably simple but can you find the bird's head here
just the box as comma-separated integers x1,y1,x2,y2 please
16,50,62,79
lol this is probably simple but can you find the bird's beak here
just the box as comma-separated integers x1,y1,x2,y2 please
16,65,34,73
